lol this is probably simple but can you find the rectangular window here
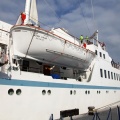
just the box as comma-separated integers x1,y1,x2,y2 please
22,60,29,71
114,73,116,80
111,72,113,79
108,71,110,79
99,52,102,57
116,74,118,80
95,50,97,55
103,54,105,59
100,69,103,77
104,70,107,78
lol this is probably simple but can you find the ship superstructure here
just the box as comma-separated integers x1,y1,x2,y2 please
0,0,120,120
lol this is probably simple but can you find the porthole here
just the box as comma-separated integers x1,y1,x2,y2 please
74,90,76,95
16,89,22,95
42,90,46,95
97,91,100,94
70,90,72,95
88,91,90,94
106,91,109,93
8,89,14,95
47,90,51,95
85,91,87,94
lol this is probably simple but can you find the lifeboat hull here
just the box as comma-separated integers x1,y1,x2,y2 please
10,25,95,70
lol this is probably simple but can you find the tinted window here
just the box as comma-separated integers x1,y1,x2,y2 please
100,69,103,77
116,74,118,80
114,73,116,80
111,72,113,79
95,50,97,55
99,52,102,57
103,54,105,59
108,71,110,79
104,70,107,78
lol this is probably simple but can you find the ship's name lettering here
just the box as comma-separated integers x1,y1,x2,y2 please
35,35,47,40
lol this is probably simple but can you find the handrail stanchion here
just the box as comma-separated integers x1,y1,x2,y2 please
60,115,63,120
106,108,112,120
49,114,53,120
92,113,95,120
92,111,100,120
70,116,73,120
117,106,120,120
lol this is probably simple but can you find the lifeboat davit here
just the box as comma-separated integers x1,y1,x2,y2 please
10,25,95,70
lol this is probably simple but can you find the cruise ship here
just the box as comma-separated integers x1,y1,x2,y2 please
0,0,120,120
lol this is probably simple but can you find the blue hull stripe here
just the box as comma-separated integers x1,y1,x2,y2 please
0,78,120,90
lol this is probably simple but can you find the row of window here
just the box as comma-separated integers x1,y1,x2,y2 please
8,89,21,95
8,89,117,96
95,50,105,59
100,69,120,80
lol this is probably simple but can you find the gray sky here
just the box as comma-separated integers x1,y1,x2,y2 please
0,0,120,62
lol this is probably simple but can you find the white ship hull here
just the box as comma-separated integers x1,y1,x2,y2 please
0,0,120,118
0,59,120,120
11,25,95,70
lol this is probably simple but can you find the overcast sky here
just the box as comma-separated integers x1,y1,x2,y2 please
0,0,120,62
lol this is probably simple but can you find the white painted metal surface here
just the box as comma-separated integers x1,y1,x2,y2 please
0,0,120,120
0,23,119,119
0,20,12,45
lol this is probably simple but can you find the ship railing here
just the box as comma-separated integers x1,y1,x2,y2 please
19,24,95,55
92,38,106,50
19,65,79,80
19,65,66,78
111,60,120,70
20,65,42,73
52,106,120,120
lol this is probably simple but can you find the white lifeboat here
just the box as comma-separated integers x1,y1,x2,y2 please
10,25,95,70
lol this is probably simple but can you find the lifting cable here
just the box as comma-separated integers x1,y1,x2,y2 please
41,0,77,40
43,0,62,23
91,0,98,31
29,14,79,44
35,0,97,40
26,0,95,62
79,1,91,36
29,0,80,43
25,28,36,58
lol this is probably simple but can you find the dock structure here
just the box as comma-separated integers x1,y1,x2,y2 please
61,102,120,120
